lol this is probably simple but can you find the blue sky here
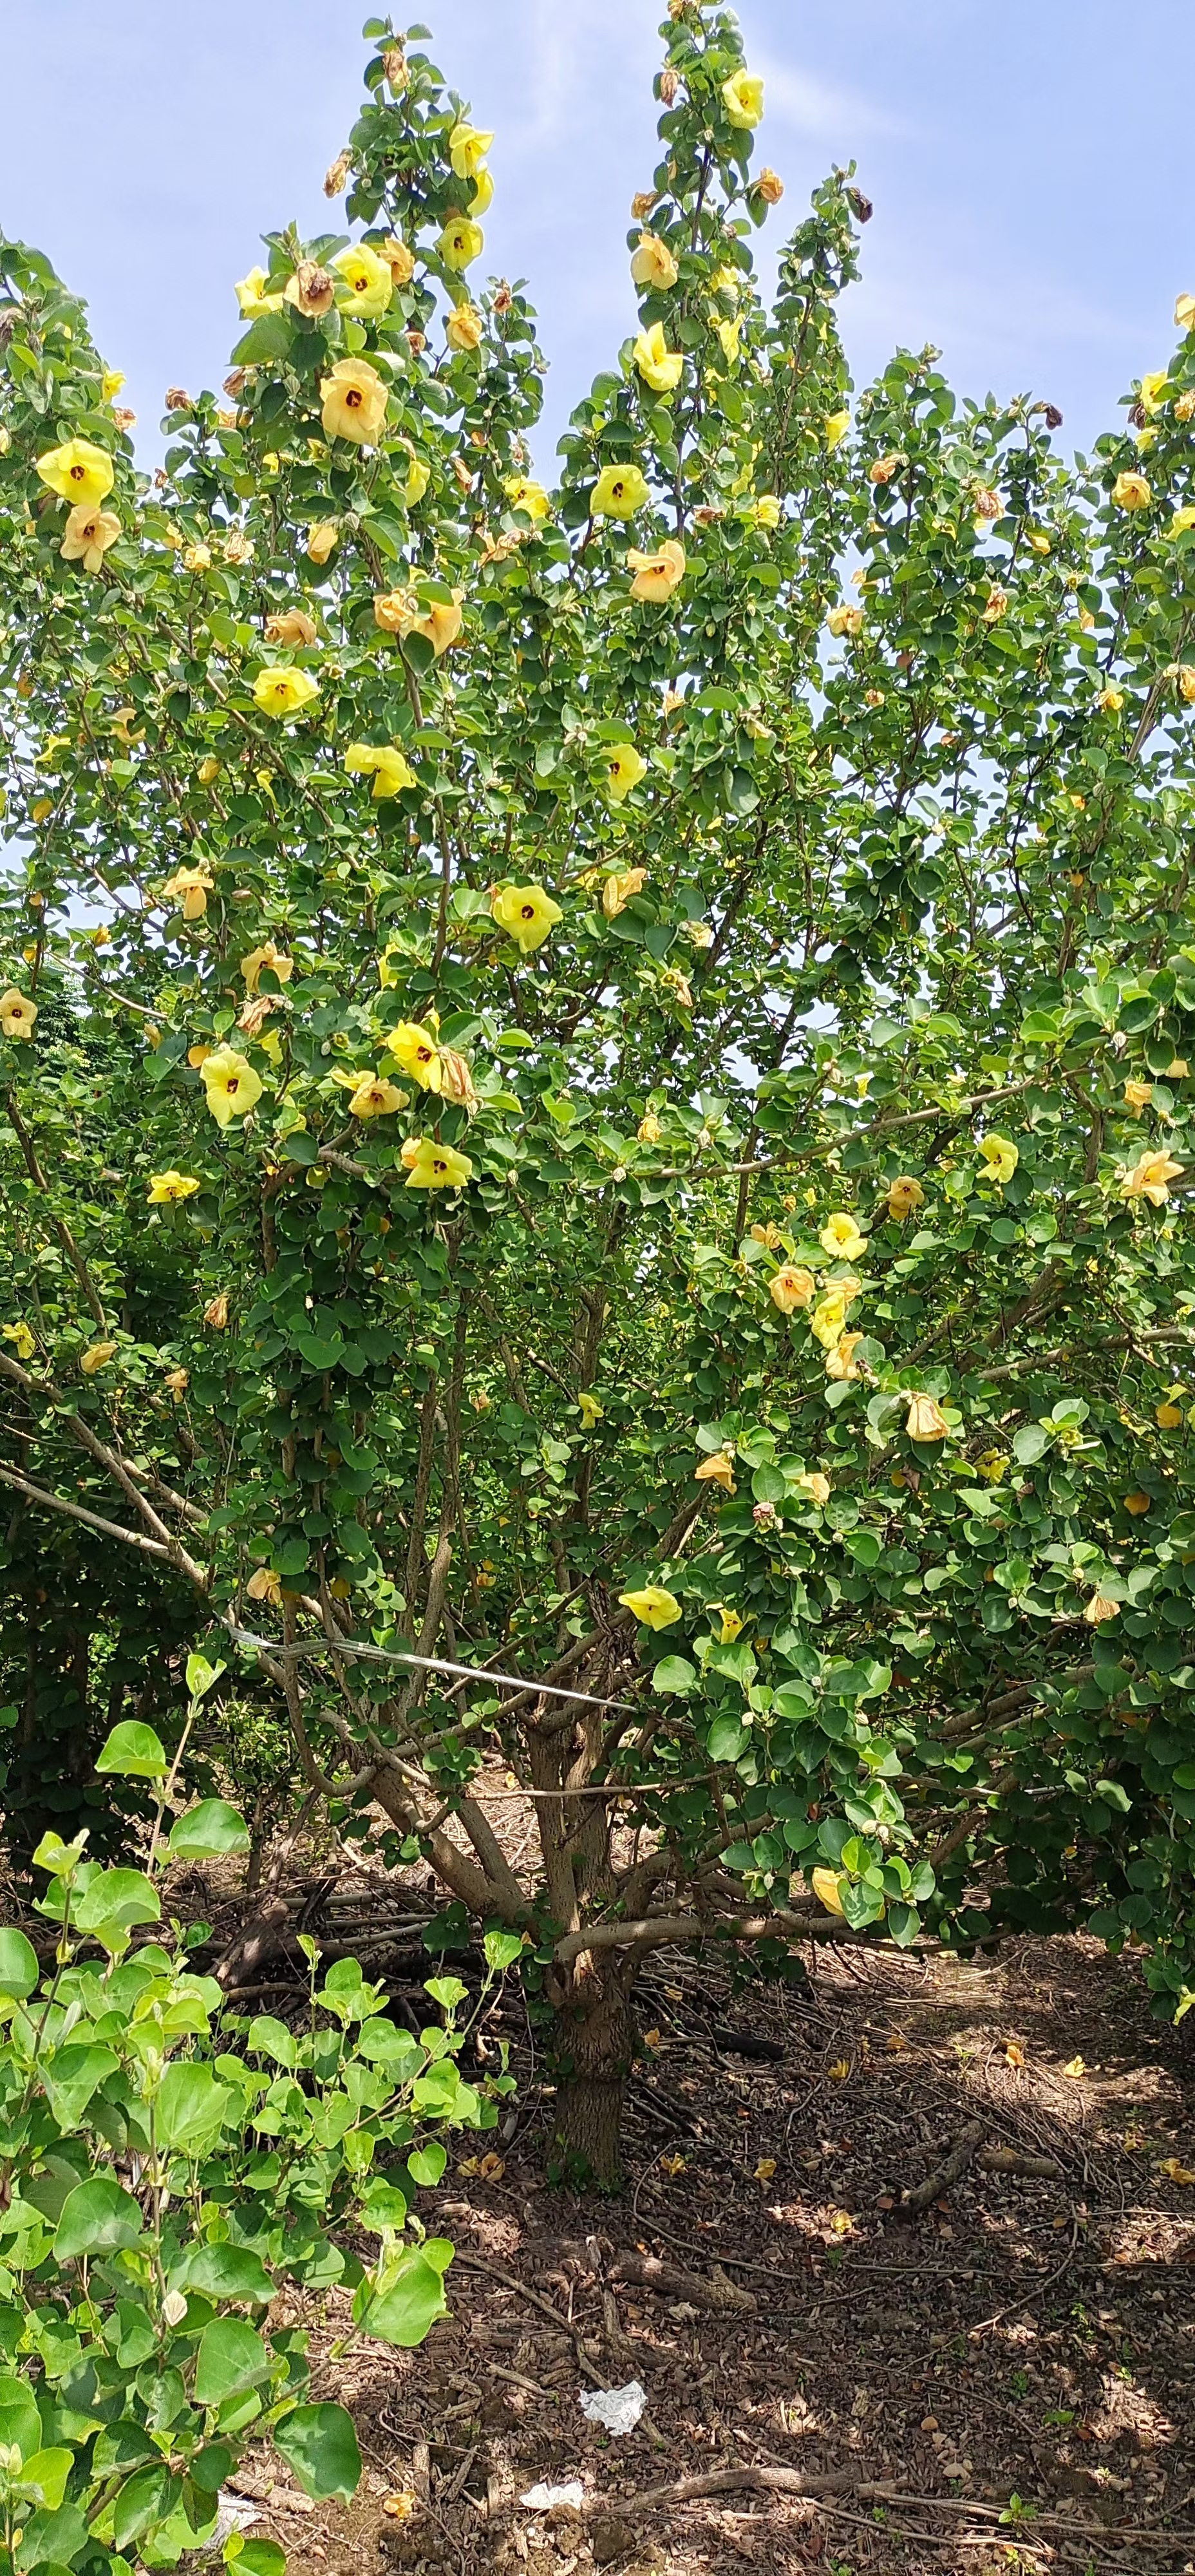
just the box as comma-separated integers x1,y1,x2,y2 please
4,2,1190,475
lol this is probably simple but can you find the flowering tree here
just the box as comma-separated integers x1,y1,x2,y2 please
4,6,1195,2179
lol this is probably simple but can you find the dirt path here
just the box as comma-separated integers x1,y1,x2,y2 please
221,1927,1195,2576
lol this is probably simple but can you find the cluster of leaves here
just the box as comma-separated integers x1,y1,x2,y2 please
0,1664,514,2576
2,0,1195,2186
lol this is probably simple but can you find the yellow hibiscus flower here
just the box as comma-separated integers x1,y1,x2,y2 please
618,1584,681,1630
201,1044,263,1129
401,1137,474,1191
491,884,563,952
36,439,115,506
147,1171,201,1204
592,464,650,518
634,323,683,394
252,667,321,719
344,742,417,798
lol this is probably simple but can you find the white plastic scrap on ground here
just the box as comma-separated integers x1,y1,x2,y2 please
519,2480,587,2512
578,2378,648,2435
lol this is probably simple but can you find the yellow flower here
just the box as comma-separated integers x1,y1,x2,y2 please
1084,1590,1119,1627
252,667,320,719
695,1451,736,1494
307,521,339,564
824,410,850,449
320,357,389,445
604,743,647,800
2,1321,36,1361
747,493,782,529
446,302,484,352
906,1392,949,1443
201,1043,263,1129
601,867,648,918
824,1331,864,1381
331,243,393,318
344,741,417,799
769,1265,815,1314
101,370,125,401
187,1044,212,1068
449,122,493,177
387,1022,443,1091
503,473,549,522
59,504,120,573
714,314,741,365
182,541,211,574
886,1175,925,1220
438,216,484,272
80,1341,118,1375
400,1137,474,1191
1124,1490,1151,1515
234,265,284,317
240,940,293,993
197,755,221,785
1176,292,1195,332
820,1211,867,1261
264,609,317,649
811,1866,845,1918
147,1171,200,1204
825,603,863,638
1178,667,1195,706
1097,684,1125,712
975,1450,1008,1482
1140,369,1169,413
626,536,685,602
203,1293,230,1330
247,1566,283,1607
721,69,764,127
977,1134,1018,1184
163,1367,189,1399
1124,1078,1153,1116
1113,469,1151,511
795,1470,831,1507
1167,505,1195,539
592,464,650,517
36,438,115,506
1027,529,1051,555
754,2157,776,2184
0,990,37,1041
469,168,494,216
162,866,214,922
634,323,683,395
630,232,679,290
619,1584,682,1630
1119,1147,1185,1205
810,1287,853,1349
637,1111,662,1144
410,592,465,657
981,585,1008,623
1157,1396,1184,1430
348,1073,404,1119
577,1390,604,1430
711,1604,744,1643
491,883,563,952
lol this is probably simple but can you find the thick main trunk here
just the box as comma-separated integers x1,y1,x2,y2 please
550,1955,636,2190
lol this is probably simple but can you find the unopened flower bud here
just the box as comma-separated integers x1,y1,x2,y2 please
752,1499,778,1529
406,328,427,354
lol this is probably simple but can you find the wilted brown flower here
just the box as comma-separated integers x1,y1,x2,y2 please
112,407,136,433
265,609,317,647
324,149,352,198
285,259,335,317
203,1293,230,1331
846,186,873,223
754,167,785,205
164,388,191,412
223,529,254,565
492,281,514,315
223,369,247,397
630,189,660,221
659,66,679,104
381,46,408,90
438,1047,478,1112
406,328,427,354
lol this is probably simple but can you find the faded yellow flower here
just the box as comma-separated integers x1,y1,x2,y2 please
695,1451,736,1494
630,231,679,291
147,1171,200,1204
592,464,650,517
247,1566,283,1607
0,990,37,1041
349,1073,404,1120
869,452,903,484
637,1111,662,1144
201,1043,263,1129
203,1294,230,1331
1113,469,1151,511
162,865,214,923
491,883,563,952
381,234,415,286
795,1470,831,1508
1177,667,1195,705
1124,1490,1151,1515
634,322,683,394
400,1136,474,1191
373,586,419,636
320,357,388,444
601,867,648,918
906,1392,949,1443
1119,1147,1185,1205
240,940,293,994
619,1584,682,1630
37,438,115,506
80,1341,118,1375
886,1175,925,1220
1084,1589,1119,1627
626,536,685,602
163,1367,189,1400
824,1331,864,1382
446,301,484,352
1124,1078,1153,1116
306,521,339,564
753,167,784,205
981,585,1008,623
60,504,120,573
264,609,317,648
826,603,863,638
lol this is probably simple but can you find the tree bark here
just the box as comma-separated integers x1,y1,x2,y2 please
550,1951,637,2190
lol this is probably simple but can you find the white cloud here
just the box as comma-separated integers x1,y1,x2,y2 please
754,57,913,142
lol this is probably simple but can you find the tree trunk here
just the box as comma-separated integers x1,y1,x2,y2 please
550,1951,637,2190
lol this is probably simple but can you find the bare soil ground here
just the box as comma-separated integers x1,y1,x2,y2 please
221,1922,1195,2576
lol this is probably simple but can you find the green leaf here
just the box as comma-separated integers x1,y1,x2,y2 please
54,2175,144,2259
167,1801,250,1859
193,2318,271,2404
356,2248,449,2346
652,1654,696,1695
273,2401,362,2501
482,1929,524,1973
235,2543,288,2576
180,2244,275,2303
16,2499,89,2568
406,2143,446,2188
17,2452,73,2511
113,2466,182,2552
0,1926,39,1998
73,1868,162,1944
1012,1424,1050,1466
0,2373,42,2463
96,1721,169,1779
156,2063,234,2154
707,1714,750,1763
230,312,294,365
185,1653,227,1703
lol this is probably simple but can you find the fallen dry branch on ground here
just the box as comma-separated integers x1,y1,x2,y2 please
899,2117,1065,2211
